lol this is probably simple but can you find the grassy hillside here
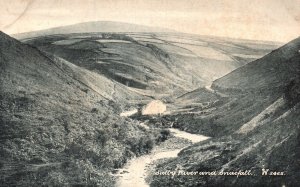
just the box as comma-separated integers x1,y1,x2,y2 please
0,31,165,186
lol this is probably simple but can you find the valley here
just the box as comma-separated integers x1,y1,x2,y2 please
1,21,299,186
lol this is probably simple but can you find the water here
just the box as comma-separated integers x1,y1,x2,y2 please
115,127,210,187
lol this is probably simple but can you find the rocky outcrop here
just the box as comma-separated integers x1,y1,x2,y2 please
142,100,166,115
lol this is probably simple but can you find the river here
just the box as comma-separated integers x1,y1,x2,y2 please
114,127,209,187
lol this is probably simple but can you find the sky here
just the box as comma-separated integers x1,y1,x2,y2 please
0,0,299,42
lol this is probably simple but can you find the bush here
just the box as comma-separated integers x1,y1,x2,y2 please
157,129,170,142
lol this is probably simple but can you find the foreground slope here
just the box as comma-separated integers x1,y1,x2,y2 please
151,37,300,186
0,31,161,186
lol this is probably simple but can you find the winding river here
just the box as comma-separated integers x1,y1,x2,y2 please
114,127,210,187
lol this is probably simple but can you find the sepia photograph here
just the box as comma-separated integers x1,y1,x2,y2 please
0,0,299,186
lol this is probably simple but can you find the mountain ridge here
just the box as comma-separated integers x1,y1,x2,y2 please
12,21,177,40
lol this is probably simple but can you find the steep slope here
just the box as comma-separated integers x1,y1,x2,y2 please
0,32,161,186
152,104,300,187
213,37,300,92
151,37,300,186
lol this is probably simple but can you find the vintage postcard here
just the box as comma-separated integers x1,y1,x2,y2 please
0,0,299,186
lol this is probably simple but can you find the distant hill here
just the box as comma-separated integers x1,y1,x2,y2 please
13,21,176,39
22,31,280,100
